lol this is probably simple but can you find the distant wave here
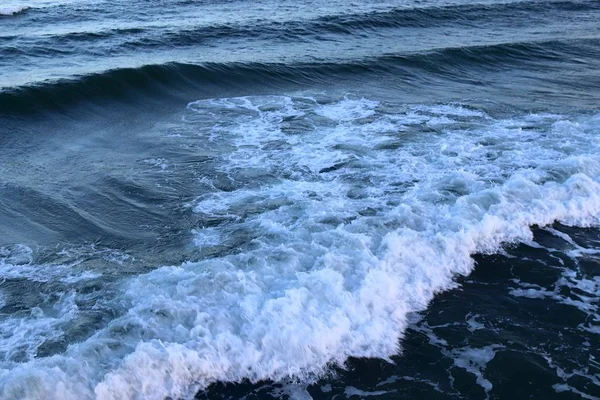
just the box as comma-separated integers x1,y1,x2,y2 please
1,37,598,115
0,5,30,16
312,0,600,31
8,0,599,53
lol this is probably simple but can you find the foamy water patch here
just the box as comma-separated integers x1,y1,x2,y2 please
344,386,391,397
509,227,600,335
466,313,485,332
546,353,600,399
191,227,221,248
452,345,501,397
0,291,79,363
314,97,378,121
1,96,600,399
408,318,500,397
412,103,488,118
0,245,102,283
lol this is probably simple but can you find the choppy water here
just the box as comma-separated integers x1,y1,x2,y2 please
1,0,599,399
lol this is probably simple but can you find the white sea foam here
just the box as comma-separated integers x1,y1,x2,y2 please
0,245,106,371
387,375,442,392
0,245,101,283
0,0,100,17
270,383,313,400
1,96,600,399
546,354,600,400
344,386,391,397
0,5,29,15
0,291,79,364
409,319,499,397
452,345,501,397
466,313,485,332
509,226,600,333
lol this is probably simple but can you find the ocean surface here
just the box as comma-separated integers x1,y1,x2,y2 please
1,0,599,399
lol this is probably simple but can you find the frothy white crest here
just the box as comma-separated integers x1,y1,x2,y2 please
2,96,600,399
0,5,29,15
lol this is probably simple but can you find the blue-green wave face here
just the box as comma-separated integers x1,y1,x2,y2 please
1,1,599,399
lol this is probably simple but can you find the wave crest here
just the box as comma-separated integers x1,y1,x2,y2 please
0,5,29,16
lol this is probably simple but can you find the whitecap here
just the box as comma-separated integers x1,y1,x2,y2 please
0,5,29,16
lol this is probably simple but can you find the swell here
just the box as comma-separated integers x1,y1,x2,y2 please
312,0,600,31
0,62,299,115
2,37,599,115
4,0,598,56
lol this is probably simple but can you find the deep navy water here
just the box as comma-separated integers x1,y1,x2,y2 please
1,0,599,399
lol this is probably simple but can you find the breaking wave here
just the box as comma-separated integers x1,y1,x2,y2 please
0,6,29,16
1,96,599,399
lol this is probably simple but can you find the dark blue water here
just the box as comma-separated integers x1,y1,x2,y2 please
1,1,599,399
